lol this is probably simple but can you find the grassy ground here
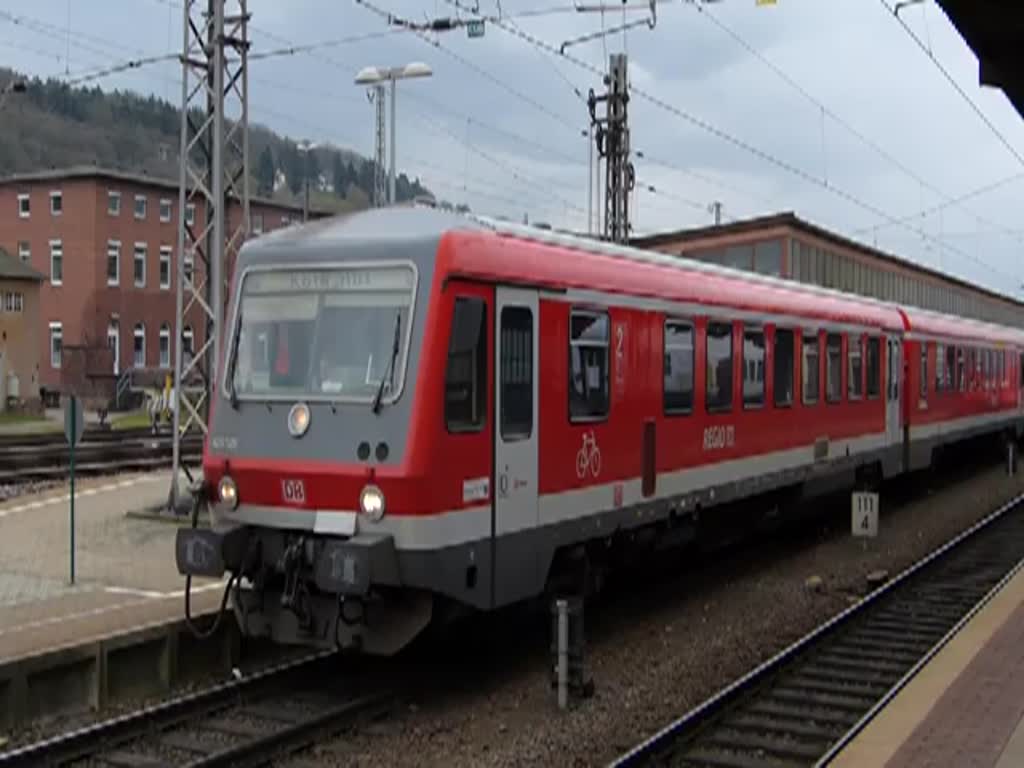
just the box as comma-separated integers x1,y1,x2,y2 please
0,412,48,425
110,410,156,430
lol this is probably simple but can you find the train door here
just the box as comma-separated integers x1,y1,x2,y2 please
886,336,902,450
492,286,539,606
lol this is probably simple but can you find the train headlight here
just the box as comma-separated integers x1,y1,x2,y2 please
360,484,385,521
288,402,311,438
218,475,239,509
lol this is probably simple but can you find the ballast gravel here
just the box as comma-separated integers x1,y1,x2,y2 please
305,461,1024,768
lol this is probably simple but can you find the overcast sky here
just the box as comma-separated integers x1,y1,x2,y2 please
3,0,1023,298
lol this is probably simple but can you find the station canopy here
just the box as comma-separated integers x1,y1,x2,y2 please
936,0,1024,120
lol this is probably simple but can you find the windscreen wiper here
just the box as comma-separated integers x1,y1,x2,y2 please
226,308,243,409
372,312,401,414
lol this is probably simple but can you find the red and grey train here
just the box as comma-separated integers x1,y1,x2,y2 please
176,207,1024,654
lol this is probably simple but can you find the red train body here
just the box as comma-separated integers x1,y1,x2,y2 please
177,208,1024,654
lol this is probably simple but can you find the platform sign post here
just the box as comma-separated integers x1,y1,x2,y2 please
852,491,879,551
64,395,84,584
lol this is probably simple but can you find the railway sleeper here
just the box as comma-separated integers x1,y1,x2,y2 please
795,665,899,689
767,687,873,712
781,675,890,699
674,745,798,768
746,700,860,727
723,713,845,741
702,728,827,760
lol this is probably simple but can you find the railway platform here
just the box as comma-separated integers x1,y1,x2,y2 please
830,553,1024,768
0,470,236,734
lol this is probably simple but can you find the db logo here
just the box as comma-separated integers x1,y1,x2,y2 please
576,430,602,479
281,478,306,504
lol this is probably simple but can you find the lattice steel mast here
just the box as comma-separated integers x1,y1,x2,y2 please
587,53,633,243
368,84,387,207
170,0,250,511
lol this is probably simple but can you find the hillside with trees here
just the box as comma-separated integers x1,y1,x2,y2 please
0,67,434,212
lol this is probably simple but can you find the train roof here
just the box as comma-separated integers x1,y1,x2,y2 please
238,207,1024,347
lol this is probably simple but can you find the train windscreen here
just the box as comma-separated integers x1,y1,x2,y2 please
226,264,415,403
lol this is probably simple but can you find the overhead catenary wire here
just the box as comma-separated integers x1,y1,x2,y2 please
437,0,1019,289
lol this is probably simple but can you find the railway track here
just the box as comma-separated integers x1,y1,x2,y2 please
0,651,392,768
611,491,1024,768
0,431,203,482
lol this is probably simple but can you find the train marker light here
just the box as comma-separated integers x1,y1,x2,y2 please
360,484,385,521
288,402,311,437
218,475,239,509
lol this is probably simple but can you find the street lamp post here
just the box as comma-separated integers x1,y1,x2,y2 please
355,62,433,205
297,140,318,222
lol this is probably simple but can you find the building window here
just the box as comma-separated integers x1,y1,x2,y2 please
159,324,171,368
743,326,765,408
133,323,146,368
160,198,172,223
803,332,820,405
183,325,194,359
17,193,29,218
444,297,487,432
774,328,795,407
108,190,120,215
253,213,264,234
134,194,146,220
183,249,194,284
107,240,120,286
664,319,694,415
826,333,842,403
134,243,146,287
848,336,863,400
185,203,195,226
569,309,610,421
706,321,733,412
17,241,29,263
159,246,171,289
500,306,533,439
50,190,62,215
50,322,63,368
3,291,23,312
49,240,63,286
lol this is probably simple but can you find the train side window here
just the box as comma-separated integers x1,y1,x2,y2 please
706,321,733,412
920,346,928,400
945,345,955,391
774,328,794,407
936,343,945,393
866,337,880,398
569,309,610,421
958,347,966,391
803,332,820,405
825,333,842,403
664,318,694,415
743,326,765,409
848,336,864,400
445,297,487,433
500,307,533,439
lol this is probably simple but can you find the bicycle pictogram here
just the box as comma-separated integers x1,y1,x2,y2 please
576,430,602,479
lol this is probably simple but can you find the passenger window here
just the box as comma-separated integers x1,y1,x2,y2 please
848,336,863,400
500,307,532,439
706,321,733,412
569,309,609,421
825,333,842,403
866,337,881,398
445,297,487,432
936,343,945,393
743,326,765,408
664,319,694,415
958,348,966,391
945,345,955,391
803,332,820,405
773,328,794,407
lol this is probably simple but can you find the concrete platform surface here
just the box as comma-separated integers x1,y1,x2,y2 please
831,555,1024,768
0,469,223,663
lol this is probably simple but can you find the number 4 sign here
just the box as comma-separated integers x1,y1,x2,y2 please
851,491,879,538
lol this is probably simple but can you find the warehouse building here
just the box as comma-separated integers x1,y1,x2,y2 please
632,212,1024,329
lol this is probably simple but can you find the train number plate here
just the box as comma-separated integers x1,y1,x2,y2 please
281,479,306,505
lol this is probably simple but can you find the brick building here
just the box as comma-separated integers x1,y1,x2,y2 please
632,212,1024,330
0,166,317,395
0,246,43,411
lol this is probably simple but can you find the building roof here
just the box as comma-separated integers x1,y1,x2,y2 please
0,165,329,217
0,247,44,282
631,211,1024,310
935,0,1024,121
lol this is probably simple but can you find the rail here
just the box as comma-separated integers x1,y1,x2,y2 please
609,491,1024,768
